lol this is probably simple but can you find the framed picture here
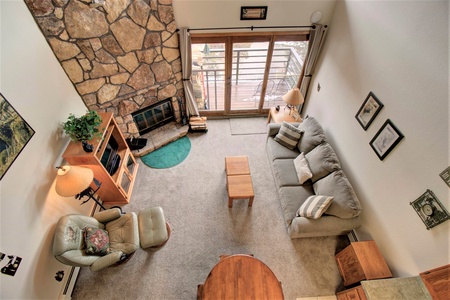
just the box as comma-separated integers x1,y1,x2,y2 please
355,91,383,130
410,189,450,230
369,119,404,161
240,6,268,20
0,93,35,180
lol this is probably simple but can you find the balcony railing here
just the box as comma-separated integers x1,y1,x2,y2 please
192,47,303,111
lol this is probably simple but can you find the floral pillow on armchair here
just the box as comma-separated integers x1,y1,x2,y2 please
84,227,111,256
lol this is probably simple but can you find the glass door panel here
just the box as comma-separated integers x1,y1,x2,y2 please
191,43,226,112
264,40,309,109
230,41,269,111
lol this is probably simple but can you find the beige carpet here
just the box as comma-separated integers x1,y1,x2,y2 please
229,116,268,135
72,118,348,300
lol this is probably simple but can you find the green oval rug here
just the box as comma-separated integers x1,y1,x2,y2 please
141,136,191,169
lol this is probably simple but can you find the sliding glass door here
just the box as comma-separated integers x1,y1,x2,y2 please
191,33,309,116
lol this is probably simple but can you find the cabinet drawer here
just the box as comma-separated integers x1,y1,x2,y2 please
337,285,367,300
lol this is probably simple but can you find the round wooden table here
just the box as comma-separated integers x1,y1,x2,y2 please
200,254,284,300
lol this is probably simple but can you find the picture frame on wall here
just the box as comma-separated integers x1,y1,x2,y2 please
0,93,35,180
240,6,268,20
355,91,384,130
369,119,404,161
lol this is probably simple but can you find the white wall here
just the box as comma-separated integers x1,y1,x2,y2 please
0,1,94,298
305,0,449,276
173,0,336,31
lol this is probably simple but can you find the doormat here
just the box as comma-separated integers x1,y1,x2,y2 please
141,136,191,169
229,117,267,135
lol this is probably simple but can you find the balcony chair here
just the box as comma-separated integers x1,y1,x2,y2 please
53,207,170,272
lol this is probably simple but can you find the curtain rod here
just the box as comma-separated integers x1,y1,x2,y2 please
176,25,316,32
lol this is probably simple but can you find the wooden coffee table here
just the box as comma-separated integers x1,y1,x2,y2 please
200,254,284,300
225,156,254,207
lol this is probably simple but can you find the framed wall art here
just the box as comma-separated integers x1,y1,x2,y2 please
369,119,404,161
410,189,450,230
0,93,35,180
240,6,268,20
355,91,384,130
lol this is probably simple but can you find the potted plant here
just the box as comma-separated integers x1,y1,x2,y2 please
62,110,103,152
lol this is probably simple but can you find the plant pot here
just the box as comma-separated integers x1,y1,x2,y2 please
82,140,94,152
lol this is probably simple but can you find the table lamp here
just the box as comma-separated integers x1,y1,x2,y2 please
282,88,304,115
55,165,106,210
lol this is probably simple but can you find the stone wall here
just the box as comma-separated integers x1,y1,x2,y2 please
25,0,184,137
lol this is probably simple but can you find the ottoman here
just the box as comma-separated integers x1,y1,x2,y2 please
138,207,170,248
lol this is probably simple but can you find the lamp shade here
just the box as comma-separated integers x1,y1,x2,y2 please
282,88,304,106
55,165,94,197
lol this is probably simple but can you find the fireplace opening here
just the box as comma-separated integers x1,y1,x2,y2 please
132,98,174,135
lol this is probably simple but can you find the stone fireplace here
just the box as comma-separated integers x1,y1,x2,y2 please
25,0,185,139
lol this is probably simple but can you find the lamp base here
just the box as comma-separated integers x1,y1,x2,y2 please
284,105,297,115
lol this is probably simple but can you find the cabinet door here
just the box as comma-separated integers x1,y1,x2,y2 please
117,152,137,199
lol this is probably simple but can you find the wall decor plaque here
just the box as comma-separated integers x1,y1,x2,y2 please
410,189,450,230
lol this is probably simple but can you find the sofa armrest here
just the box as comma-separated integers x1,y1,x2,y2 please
288,215,361,238
94,208,122,223
267,123,283,138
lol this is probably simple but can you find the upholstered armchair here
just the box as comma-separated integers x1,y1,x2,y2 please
53,208,139,272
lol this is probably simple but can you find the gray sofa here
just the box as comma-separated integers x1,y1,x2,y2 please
266,116,362,238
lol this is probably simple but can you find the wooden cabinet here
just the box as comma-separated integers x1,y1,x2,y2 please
337,285,367,300
420,264,450,300
335,240,393,286
62,112,139,206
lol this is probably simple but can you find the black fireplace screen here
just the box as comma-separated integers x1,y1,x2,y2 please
132,99,174,135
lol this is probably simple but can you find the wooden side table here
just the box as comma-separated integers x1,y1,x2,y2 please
335,240,393,287
267,107,302,124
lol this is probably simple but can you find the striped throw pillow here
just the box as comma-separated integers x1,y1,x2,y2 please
297,195,334,219
274,122,304,149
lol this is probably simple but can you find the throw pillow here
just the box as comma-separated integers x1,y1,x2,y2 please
297,195,334,219
84,227,111,256
274,122,304,149
293,153,313,184
297,116,327,154
313,170,362,219
305,143,341,182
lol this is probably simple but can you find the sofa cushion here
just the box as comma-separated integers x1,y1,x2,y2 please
297,116,326,154
267,137,299,161
84,227,111,256
305,143,341,182
278,185,315,225
313,170,362,219
293,153,313,184
273,159,301,187
296,195,334,219
274,122,304,149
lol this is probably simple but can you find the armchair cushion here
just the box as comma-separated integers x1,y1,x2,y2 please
94,208,122,223
84,227,111,256
106,212,140,254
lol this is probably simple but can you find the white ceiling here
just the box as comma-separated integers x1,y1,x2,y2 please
172,0,337,32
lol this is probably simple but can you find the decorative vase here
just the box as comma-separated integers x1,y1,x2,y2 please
82,140,93,152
